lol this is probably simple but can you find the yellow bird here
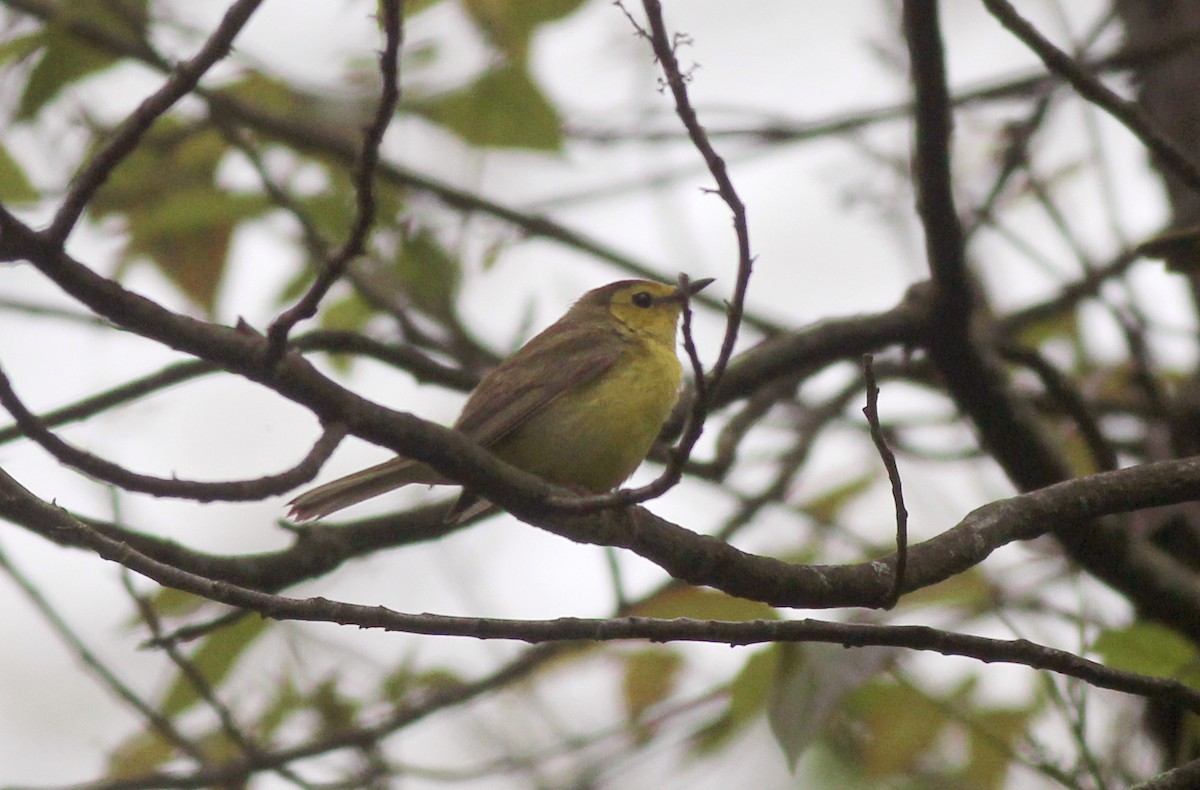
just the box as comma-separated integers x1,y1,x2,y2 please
288,277,713,521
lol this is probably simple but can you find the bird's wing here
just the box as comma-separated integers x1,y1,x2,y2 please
454,324,623,447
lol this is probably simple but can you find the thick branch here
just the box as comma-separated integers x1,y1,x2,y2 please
3,469,1199,724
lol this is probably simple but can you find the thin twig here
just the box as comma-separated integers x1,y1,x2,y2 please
982,0,1200,196
998,343,1118,473
0,548,207,763
546,1,755,511
0,364,348,500
862,355,908,607
264,0,404,364
0,331,475,449
122,573,317,790
636,0,752,391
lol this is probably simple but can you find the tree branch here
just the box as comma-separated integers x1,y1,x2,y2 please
0,364,348,500
982,0,1200,196
264,0,403,360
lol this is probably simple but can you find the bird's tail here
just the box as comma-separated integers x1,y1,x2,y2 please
287,457,444,521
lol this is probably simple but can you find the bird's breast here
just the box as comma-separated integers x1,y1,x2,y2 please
492,338,682,492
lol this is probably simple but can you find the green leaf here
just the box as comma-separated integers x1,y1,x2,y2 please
1092,622,1200,687
128,587,207,625
320,291,374,334
0,33,44,71
19,25,117,119
16,2,148,119
691,646,778,754
414,62,563,151
621,648,684,727
844,680,948,776
160,614,269,717
767,643,896,771
797,472,876,523
463,0,589,60
899,566,996,614
394,226,461,321
1138,224,1200,275
93,122,267,315
216,71,376,145
106,730,175,779
1012,309,1080,349
258,676,303,743
962,707,1032,789
312,676,360,735
630,586,778,622
380,663,464,705
0,145,37,203
118,187,266,313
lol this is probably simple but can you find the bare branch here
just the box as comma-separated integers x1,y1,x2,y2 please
0,364,348,500
862,355,908,607
2,475,1196,723
264,0,404,361
982,0,1200,196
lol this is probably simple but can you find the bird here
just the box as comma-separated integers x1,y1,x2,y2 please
287,277,714,522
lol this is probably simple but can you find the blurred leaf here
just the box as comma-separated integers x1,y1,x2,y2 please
0,32,44,70
899,566,996,614
318,292,375,373
845,680,948,776
621,648,684,729
463,0,589,60
691,645,778,754
797,472,876,523
128,587,207,625
380,663,464,705
394,226,461,321
962,707,1031,789
1012,309,1079,349
312,676,360,735
405,0,451,17
258,676,303,743
0,145,37,203
17,1,148,119
630,586,778,622
1059,427,1100,477
320,291,374,334
414,62,563,151
121,187,266,312
107,730,175,779
195,728,240,763
217,71,317,119
93,122,268,314
217,71,376,144
160,614,269,717
19,25,116,119
1093,622,1200,688
768,643,897,771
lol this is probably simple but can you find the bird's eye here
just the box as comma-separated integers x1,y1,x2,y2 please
631,291,654,308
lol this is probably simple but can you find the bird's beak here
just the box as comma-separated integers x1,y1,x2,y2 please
671,277,715,302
